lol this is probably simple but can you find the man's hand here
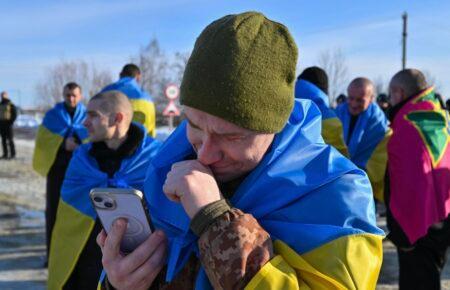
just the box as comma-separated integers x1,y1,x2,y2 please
163,160,222,218
97,219,167,290
65,137,79,152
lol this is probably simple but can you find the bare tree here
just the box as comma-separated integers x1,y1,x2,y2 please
35,60,113,109
132,38,169,100
317,48,349,105
172,51,190,84
132,38,190,125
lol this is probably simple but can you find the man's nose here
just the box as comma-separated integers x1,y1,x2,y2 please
197,135,223,166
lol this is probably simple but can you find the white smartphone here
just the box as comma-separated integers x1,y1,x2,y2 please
90,188,154,253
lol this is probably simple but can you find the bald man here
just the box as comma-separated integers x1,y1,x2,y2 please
387,69,450,290
336,78,391,202
47,91,161,290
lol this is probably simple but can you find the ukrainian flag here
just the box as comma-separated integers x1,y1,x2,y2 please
102,77,156,137
336,102,391,202
145,99,384,289
295,79,348,157
47,126,161,290
32,102,88,177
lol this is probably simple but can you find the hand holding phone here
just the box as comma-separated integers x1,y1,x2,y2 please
96,219,167,289
90,188,153,253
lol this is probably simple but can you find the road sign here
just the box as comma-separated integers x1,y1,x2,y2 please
165,84,179,100
163,101,180,116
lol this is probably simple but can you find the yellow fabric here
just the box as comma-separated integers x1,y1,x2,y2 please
130,99,156,137
322,118,349,157
366,129,392,203
32,125,64,177
246,234,383,290
48,201,95,290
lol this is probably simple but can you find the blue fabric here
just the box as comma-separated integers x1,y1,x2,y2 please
335,102,389,169
42,102,88,140
61,124,161,218
144,99,384,289
295,79,335,119
101,77,153,101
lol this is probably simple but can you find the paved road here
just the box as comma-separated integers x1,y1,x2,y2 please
0,203,46,290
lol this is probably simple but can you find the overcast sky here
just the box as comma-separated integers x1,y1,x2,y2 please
1,0,449,108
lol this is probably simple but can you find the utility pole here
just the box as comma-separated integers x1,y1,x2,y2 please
402,12,408,70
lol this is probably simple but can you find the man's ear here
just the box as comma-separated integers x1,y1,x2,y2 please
113,112,124,125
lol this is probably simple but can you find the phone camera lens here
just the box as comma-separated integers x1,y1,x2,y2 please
104,202,114,208
94,197,103,203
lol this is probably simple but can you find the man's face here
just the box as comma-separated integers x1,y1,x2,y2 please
347,85,373,116
184,106,275,183
389,85,405,106
1,92,8,100
63,87,82,109
84,100,115,142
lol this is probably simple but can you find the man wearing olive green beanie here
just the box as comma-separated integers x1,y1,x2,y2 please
180,11,297,133
100,12,383,290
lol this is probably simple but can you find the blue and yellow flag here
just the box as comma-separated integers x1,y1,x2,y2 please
295,79,348,156
102,77,156,137
144,99,384,289
32,102,88,177
48,125,161,290
335,102,391,202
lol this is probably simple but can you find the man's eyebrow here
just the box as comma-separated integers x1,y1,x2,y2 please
187,118,202,130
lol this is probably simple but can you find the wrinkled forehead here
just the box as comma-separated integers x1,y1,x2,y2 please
184,106,255,135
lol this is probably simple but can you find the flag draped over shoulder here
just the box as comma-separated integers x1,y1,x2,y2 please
295,79,348,156
47,126,161,290
102,77,156,137
335,102,391,201
388,87,450,244
32,102,88,177
145,99,384,289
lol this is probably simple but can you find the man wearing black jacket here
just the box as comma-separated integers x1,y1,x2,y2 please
48,90,161,290
0,91,17,159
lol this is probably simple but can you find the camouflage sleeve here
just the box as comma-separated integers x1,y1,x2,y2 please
197,207,274,290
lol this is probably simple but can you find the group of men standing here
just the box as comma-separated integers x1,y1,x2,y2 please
296,66,450,289
32,64,160,289
29,10,450,290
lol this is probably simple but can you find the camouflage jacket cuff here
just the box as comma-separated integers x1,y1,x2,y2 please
190,199,231,236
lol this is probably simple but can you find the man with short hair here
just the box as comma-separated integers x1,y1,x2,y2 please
387,68,450,290
102,63,156,137
33,82,88,262
336,78,391,202
98,12,383,290
0,91,17,159
295,66,348,156
47,90,161,290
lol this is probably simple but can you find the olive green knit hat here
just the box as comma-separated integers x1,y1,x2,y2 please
180,11,298,133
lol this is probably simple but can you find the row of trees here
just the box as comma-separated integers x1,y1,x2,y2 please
35,38,189,125
35,40,441,117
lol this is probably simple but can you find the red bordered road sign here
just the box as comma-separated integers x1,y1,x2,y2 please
163,101,180,116
165,84,179,100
